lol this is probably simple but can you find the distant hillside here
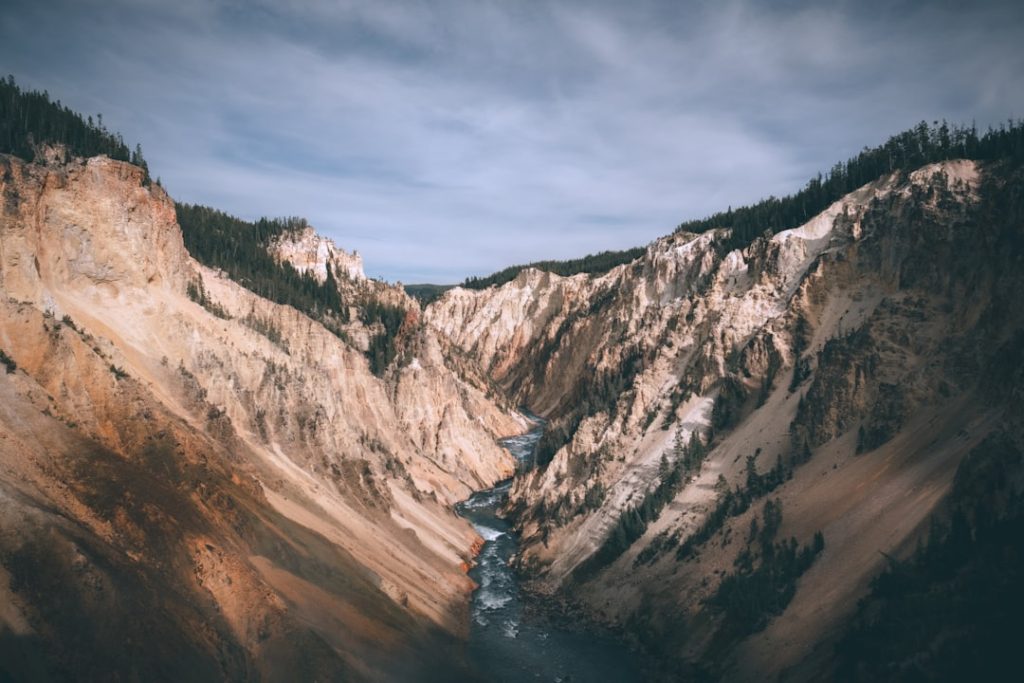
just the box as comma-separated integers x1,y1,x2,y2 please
175,203,407,376
461,247,646,290
174,203,345,326
404,283,454,305
671,119,1024,250
462,120,1024,292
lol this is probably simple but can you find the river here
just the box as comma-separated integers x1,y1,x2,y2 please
455,422,646,682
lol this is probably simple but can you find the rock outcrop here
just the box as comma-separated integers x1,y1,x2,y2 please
269,225,366,282
0,152,523,681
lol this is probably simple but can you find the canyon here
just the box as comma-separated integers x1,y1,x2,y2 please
2,142,1023,682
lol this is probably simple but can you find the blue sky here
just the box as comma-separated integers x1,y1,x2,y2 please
2,0,1023,283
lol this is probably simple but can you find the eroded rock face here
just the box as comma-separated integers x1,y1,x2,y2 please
268,225,366,281
428,160,1024,678
0,153,522,681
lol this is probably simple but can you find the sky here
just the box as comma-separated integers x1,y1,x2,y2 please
2,1,1023,283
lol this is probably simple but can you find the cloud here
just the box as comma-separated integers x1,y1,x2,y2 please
2,0,1023,282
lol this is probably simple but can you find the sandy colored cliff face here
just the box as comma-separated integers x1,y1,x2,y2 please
268,226,366,282
428,159,1024,678
0,153,521,680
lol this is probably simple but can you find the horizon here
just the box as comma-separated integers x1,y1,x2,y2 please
2,0,1023,283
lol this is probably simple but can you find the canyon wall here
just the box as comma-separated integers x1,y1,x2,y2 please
0,152,523,681
428,159,1024,679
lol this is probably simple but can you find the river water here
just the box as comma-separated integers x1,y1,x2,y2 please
455,424,645,682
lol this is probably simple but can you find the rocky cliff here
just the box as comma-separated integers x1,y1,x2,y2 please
0,152,524,681
427,159,1024,679
269,226,366,282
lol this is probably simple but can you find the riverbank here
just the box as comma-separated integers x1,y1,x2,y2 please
455,423,645,682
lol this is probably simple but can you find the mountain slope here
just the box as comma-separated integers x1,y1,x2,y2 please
0,150,524,681
427,158,1024,678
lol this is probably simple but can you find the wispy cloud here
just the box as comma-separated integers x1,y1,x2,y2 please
2,0,1022,282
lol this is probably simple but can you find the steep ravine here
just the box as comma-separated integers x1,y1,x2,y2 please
457,422,645,682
